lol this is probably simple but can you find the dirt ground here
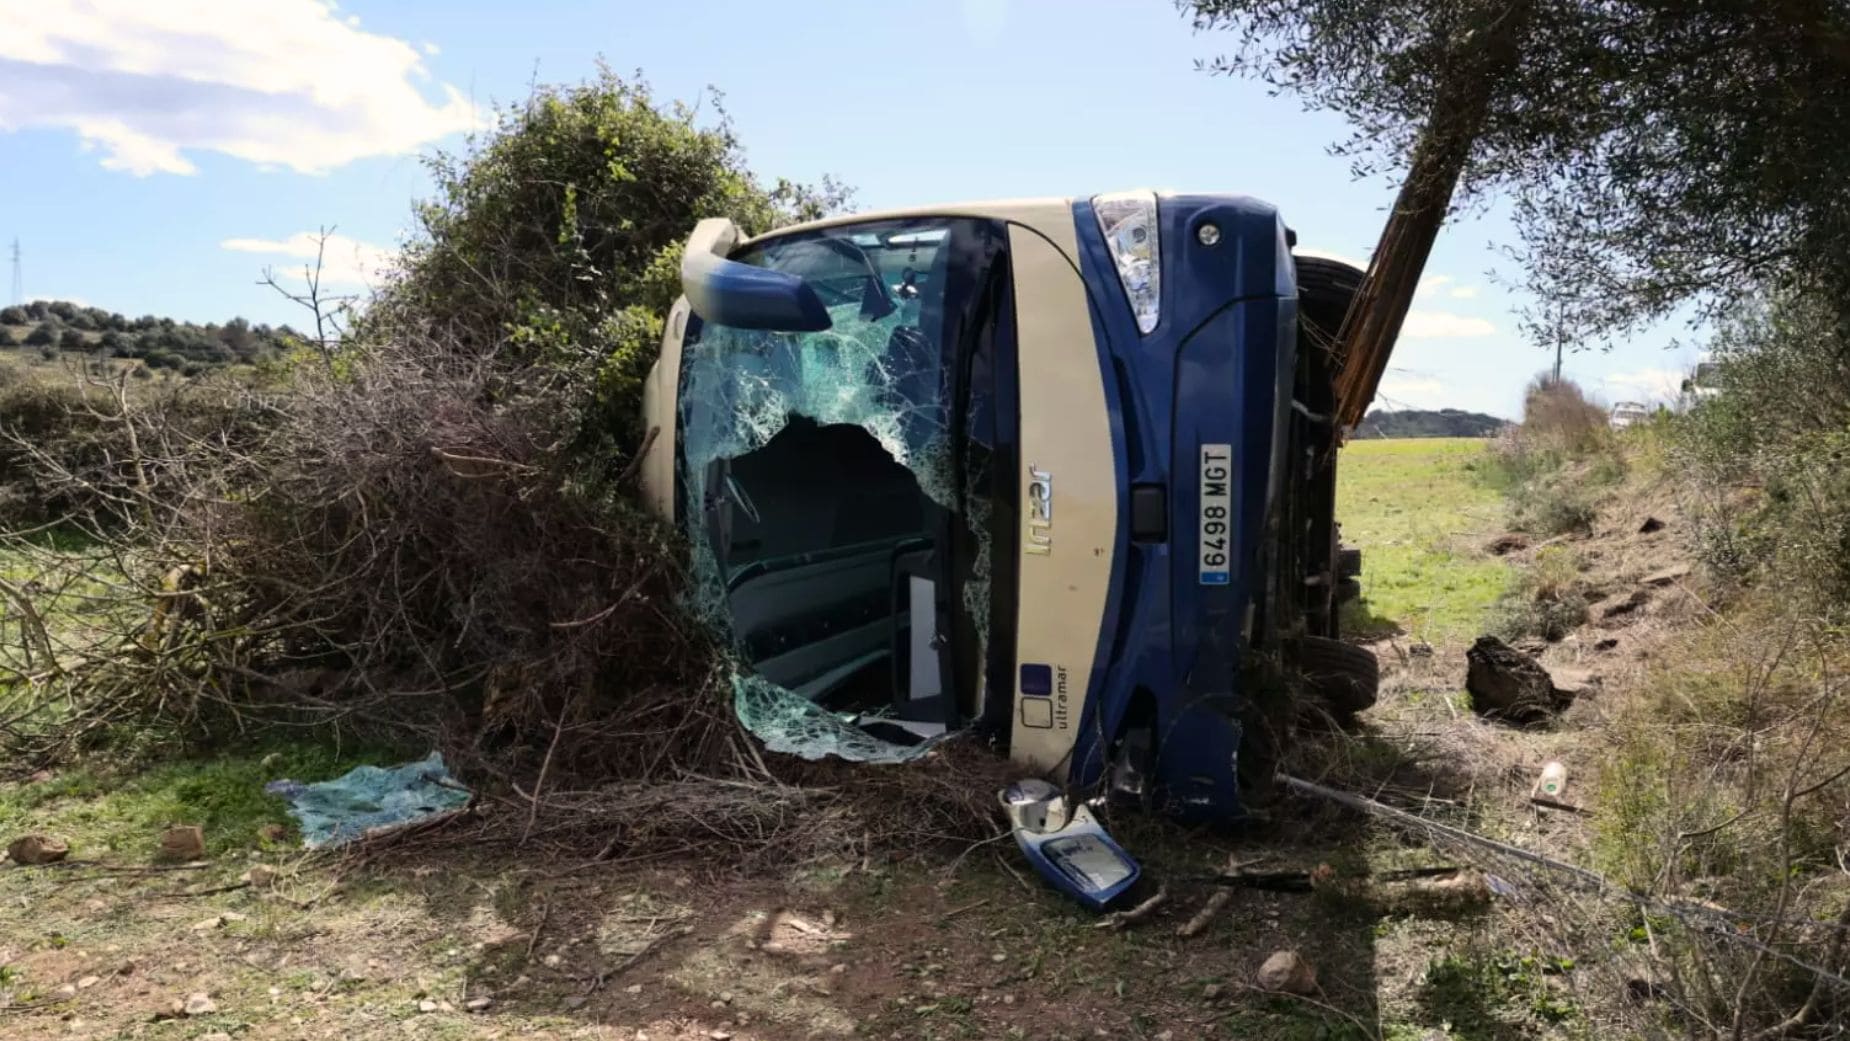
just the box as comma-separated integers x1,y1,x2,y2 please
2,439,1701,1040
3,824,1448,1041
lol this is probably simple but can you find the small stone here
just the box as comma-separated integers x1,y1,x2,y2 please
182,992,217,1016
1486,532,1529,556
417,999,438,1013
52,984,77,1000
830,963,847,974
543,954,562,967
243,865,278,887
190,912,244,932
1256,950,1317,995
6,834,71,865
465,997,493,1012
1201,983,1223,1000
718,990,733,1003
990,953,1006,963
710,1033,733,1041
76,975,100,990
1002,994,1015,1005
1546,666,1601,699
625,983,642,995
1593,589,1650,623
1641,564,1690,587
159,826,206,861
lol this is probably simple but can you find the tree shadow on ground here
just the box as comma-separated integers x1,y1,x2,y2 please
1342,596,1407,641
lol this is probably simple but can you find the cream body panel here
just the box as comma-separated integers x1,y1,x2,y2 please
1004,223,1117,776
640,297,689,520
745,198,1080,255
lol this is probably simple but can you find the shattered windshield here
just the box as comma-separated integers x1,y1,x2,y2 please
678,217,1010,760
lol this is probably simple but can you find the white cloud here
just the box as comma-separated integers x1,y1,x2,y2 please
1417,273,1484,302
1402,309,1497,338
1375,374,1452,409
0,0,479,176
1601,367,1685,403
221,232,396,288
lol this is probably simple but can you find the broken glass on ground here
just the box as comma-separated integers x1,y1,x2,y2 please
265,752,470,848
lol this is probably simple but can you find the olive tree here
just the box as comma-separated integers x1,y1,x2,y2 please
1186,0,1850,340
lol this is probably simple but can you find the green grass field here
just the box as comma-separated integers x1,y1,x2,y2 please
1337,437,1512,644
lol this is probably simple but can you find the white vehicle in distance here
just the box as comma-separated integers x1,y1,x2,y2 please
1610,401,1651,429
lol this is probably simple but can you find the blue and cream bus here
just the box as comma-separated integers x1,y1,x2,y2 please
642,191,1375,821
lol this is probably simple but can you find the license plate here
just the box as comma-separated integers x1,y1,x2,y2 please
1199,443,1232,585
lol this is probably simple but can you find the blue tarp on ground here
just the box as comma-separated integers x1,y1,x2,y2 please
265,752,469,848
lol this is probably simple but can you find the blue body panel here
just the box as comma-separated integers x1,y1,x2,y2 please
1062,194,1297,821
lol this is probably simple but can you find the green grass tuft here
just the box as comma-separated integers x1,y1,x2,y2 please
0,742,390,858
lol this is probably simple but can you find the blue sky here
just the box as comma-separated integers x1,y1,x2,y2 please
0,0,1704,417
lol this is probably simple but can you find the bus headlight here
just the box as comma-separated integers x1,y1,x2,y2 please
1092,190,1161,334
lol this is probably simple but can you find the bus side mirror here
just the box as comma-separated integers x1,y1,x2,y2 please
681,218,832,332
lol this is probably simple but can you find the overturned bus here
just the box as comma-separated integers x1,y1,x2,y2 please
640,191,1377,822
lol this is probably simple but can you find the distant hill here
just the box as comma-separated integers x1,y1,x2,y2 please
0,299,296,372
1354,408,1507,439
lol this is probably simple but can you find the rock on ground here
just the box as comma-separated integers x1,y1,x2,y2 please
1593,589,1651,623
1486,533,1530,555
6,833,71,865
1466,636,1573,723
182,992,217,1016
1256,950,1317,995
159,825,206,860
1544,666,1601,700
1641,564,1691,587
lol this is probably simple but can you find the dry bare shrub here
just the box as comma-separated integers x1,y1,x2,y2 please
1590,599,1850,1038
0,74,1012,864
1519,374,1613,458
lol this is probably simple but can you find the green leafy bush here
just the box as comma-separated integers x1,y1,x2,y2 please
367,68,849,482
1509,477,1597,536
1675,292,1850,611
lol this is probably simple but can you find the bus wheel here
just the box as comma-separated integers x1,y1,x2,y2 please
1293,635,1379,717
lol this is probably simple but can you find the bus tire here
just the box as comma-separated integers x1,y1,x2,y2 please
1294,635,1379,717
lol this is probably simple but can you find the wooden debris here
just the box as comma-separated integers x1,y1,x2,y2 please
1176,890,1232,938
1094,887,1168,930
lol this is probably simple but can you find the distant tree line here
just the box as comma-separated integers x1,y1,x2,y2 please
0,299,297,368
1354,408,1506,439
